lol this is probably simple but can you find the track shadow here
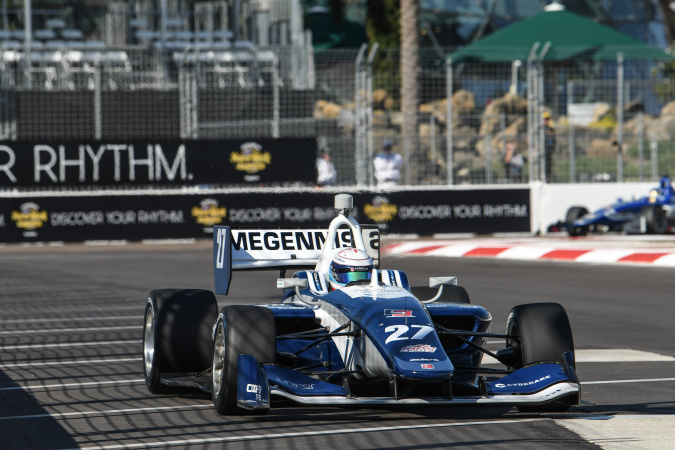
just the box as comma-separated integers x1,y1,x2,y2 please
0,370,78,450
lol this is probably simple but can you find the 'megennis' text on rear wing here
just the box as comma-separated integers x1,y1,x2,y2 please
213,226,380,295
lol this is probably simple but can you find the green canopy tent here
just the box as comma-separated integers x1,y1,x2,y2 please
449,9,673,63
446,9,673,184
305,10,367,52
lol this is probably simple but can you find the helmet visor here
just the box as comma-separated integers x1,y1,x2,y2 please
335,267,372,284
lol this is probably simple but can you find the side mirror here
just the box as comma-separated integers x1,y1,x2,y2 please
420,277,458,304
276,278,309,290
429,277,457,288
276,278,314,305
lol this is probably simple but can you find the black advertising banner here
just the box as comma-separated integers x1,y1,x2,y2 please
357,189,530,234
0,139,316,187
0,188,530,244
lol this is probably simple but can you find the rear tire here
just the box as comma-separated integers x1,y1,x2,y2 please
565,206,589,236
143,289,218,394
212,305,276,415
641,205,668,234
506,302,575,412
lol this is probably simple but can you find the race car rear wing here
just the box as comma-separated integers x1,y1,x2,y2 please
213,225,380,295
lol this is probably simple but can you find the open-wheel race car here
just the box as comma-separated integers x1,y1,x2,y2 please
143,194,580,414
560,175,675,236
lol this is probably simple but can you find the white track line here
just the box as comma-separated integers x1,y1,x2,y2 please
1,340,140,350
66,418,546,449
0,403,211,421
0,379,144,392
2,305,142,317
481,349,675,365
583,378,675,385
0,315,138,324
0,357,138,369
0,325,140,335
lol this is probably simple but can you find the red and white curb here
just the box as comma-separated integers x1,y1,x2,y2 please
384,240,675,266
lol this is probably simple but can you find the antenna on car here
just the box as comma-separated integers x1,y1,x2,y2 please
334,194,353,217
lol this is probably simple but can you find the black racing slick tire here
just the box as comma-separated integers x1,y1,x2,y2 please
143,289,218,394
410,285,470,303
211,305,276,415
641,205,668,234
506,302,576,412
565,206,589,236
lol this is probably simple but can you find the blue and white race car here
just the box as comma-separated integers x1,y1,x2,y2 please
561,175,675,236
143,194,580,414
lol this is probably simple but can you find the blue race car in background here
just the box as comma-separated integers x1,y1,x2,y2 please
143,194,580,415
562,175,675,236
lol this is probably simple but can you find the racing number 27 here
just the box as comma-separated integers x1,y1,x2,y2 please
385,325,433,344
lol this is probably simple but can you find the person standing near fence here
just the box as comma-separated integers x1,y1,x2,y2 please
374,140,402,188
543,111,556,182
316,150,337,187
503,140,524,182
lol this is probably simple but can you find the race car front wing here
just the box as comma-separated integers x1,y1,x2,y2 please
236,353,580,410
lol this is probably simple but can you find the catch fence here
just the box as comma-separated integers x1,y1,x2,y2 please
1,38,675,188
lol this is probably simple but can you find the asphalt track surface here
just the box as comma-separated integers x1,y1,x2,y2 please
0,239,674,449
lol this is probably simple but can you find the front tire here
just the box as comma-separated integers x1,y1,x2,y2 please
143,289,218,394
565,206,589,236
506,302,575,412
212,305,276,415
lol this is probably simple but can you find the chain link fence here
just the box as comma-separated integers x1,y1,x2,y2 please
2,19,675,187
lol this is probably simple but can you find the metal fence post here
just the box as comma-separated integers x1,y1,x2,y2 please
446,58,453,185
354,44,367,186
499,113,506,161
537,44,549,182
569,119,575,183
430,113,437,175
272,56,280,138
538,62,545,181
94,62,102,140
567,79,574,182
485,133,492,184
366,43,379,186
638,112,644,181
526,43,539,182
650,133,658,181
616,52,624,182
178,61,198,140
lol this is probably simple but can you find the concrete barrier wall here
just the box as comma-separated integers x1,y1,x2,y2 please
1,182,663,243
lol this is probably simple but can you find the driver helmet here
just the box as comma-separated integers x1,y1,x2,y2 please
661,175,670,190
328,248,374,290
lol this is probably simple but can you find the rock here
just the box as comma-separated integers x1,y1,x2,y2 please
452,89,475,116
590,103,612,123
479,93,527,137
314,100,342,119
660,100,675,116
419,98,448,124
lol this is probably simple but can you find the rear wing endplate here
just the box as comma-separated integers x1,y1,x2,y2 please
213,225,380,295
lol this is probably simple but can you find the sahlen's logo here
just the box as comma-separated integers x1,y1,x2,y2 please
364,196,398,223
191,199,227,227
11,202,48,230
230,142,271,174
